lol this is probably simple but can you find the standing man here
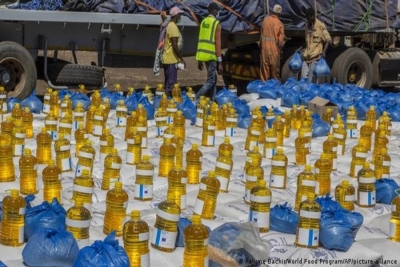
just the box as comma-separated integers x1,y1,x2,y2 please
162,6,186,97
260,4,285,82
195,2,222,101
301,7,332,83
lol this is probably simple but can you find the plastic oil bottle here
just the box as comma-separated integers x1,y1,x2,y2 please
295,192,321,248
374,123,388,145
245,156,265,204
383,116,392,137
45,111,58,141
186,87,196,102
78,84,87,94
333,122,347,155
245,115,261,151
195,99,207,128
66,198,91,248
11,120,25,157
135,155,154,201
103,181,129,236
42,88,52,114
114,83,124,95
323,134,338,171
374,147,391,179
264,128,277,159
350,140,368,178
156,83,165,97
346,108,359,139
151,195,180,252
100,128,114,164
366,105,377,131
36,127,52,164
93,106,105,137
101,148,122,190
290,104,298,129
295,165,316,211
0,139,14,182
273,115,285,146
101,98,111,118
183,214,209,267
282,110,292,138
158,137,176,177
314,153,331,196
357,162,376,208
360,120,373,151
295,131,310,165
372,130,389,164
211,102,225,131
202,115,216,147
72,102,85,130
194,171,220,219
331,114,342,134
173,110,186,140
249,179,271,233
61,95,72,118
42,159,62,203
167,158,188,210
335,180,355,211
85,105,96,135
19,148,38,195
1,116,14,145
72,169,94,209
0,86,7,113
123,210,150,267
91,90,102,107
137,116,148,149
125,111,138,141
159,94,169,109
265,107,275,125
126,127,142,165
163,123,175,140
167,100,178,124
322,108,334,125
22,108,34,139
11,103,23,122
295,105,306,130
270,148,288,189
54,132,72,172
74,123,87,157
116,100,128,127
389,193,400,242
50,91,61,118
244,146,262,177
172,83,182,103
228,84,238,95
0,189,26,246
155,108,168,138
186,143,203,184
225,108,238,137
58,112,73,141
76,140,96,177
214,148,233,193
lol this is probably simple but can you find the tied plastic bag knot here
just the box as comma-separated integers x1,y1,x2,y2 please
270,202,298,234
71,93,91,110
375,178,400,204
313,58,330,77
312,114,330,138
289,52,303,73
233,99,250,115
258,83,277,100
109,92,126,109
125,92,140,113
246,80,263,94
215,87,238,105
237,111,252,129
20,89,43,113
58,89,74,100
316,194,342,215
281,88,300,108
179,98,196,125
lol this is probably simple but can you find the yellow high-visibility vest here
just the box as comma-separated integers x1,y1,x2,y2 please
196,16,219,62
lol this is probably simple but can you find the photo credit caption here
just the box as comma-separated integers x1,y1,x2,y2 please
239,258,398,265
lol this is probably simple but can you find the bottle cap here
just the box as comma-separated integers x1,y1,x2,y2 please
304,165,312,172
74,198,83,206
277,147,284,154
138,104,143,108
307,192,315,199
224,137,230,143
276,115,281,120
370,106,375,110
326,108,332,112
14,103,20,108
76,102,82,108
10,189,19,197
131,210,140,220
320,153,330,160
229,108,235,114
48,159,55,165
24,107,30,112
381,147,387,154
111,148,118,154
104,128,109,134
41,127,47,132
14,120,21,126
59,132,65,139
6,116,13,122
142,155,150,161
52,91,58,96
208,171,215,177
191,214,201,224
164,137,171,143
114,181,123,189
327,134,333,139
85,139,91,146
192,143,199,149
104,98,110,103
177,110,182,115
292,104,297,109
363,161,370,168
24,148,31,155
81,169,90,176
342,180,350,187
299,131,305,137
65,95,70,100
258,180,266,187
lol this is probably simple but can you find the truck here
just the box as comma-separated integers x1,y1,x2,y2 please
0,0,399,99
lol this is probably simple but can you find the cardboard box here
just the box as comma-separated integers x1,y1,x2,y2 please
308,96,338,118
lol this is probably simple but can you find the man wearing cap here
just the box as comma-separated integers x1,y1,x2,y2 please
195,2,222,100
162,6,186,97
259,4,285,81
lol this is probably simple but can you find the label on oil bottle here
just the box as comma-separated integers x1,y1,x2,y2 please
62,157,72,171
297,228,319,247
60,145,71,151
356,152,367,158
134,184,153,199
111,162,122,169
93,125,103,136
19,226,24,243
392,204,396,212
116,117,127,126
207,135,215,146
383,160,391,167
345,194,355,202
59,123,72,129
136,169,154,176
249,210,270,228
80,151,94,160
194,198,204,215
216,175,229,191
140,254,150,267
270,175,285,188
358,191,376,206
180,194,186,209
73,184,94,194
216,161,231,170
271,160,285,167
152,227,178,249
196,118,203,127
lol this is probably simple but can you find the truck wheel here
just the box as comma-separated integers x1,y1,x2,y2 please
48,63,104,86
331,47,373,89
0,41,36,100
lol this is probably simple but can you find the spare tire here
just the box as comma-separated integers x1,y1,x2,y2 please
48,63,104,86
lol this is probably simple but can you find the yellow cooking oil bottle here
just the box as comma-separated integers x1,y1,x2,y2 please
155,83,165,97
22,107,34,139
123,210,150,267
85,105,96,135
360,120,373,151
42,159,62,203
172,83,182,103
389,192,400,242
72,102,85,130
74,122,87,157
101,98,111,117
163,123,175,140
244,146,262,179
172,134,184,168
194,171,220,219
0,139,15,182
134,155,154,201
270,148,288,189
61,95,72,118
72,169,94,209
103,181,129,236
42,88,52,114
295,192,321,248
90,90,101,107
214,144,233,193
1,116,14,145
159,94,169,109
295,105,306,130
100,128,114,164
54,132,72,172
272,115,285,146
155,107,168,137
167,158,187,210
228,84,238,95
245,155,264,204
93,106,105,137
186,143,203,184
76,140,96,177
11,103,23,122
183,214,209,267
0,87,6,113
50,91,61,118
335,180,355,211
350,140,368,178
249,179,271,233
290,104,298,129
158,137,176,177
225,108,238,137
19,148,38,195
212,102,225,131
282,110,292,138
151,194,181,252
167,99,178,123
66,198,91,248
265,107,275,124
383,115,392,137
357,162,376,208
126,87,135,97
374,123,388,145
186,87,196,102
116,100,128,127
0,189,26,246
366,105,377,131
295,131,310,165
322,108,334,125
11,119,25,157
372,130,389,164
346,107,359,139
195,99,207,128
45,110,59,140
101,148,122,190
295,165,316,211
264,128,277,159
126,127,142,165
323,134,338,171
374,147,391,179
173,110,186,140
114,83,124,95
314,153,331,196
202,115,216,147
137,116,148,148
245,114,262,151
36,127,52,164
333,122,347,155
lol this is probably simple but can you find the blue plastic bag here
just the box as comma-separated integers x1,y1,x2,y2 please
299,91,315,106
275,84,287,98
125,92,140,113
179,97,196,125
74,231,130,267
233,99,250,115
238,111,252,129
316,195,343,215
0,194,34,221
313,58,330,77
176,218,211,247
23,228,80,267
7,97,20,112
320,209,363,251
58,89,74,100
25,198,66,240
289,52,303,73
258,84,277,100
312,114,330,138
388,105,400,122
375,179,400,204
246,80,263,94
20,90,43,114
281,88,300,108
270,202,298,234
138,96,155,120
153,95,162,109
0,261,6,267
215,88,238,105
109,92,126,109
70,93,91,110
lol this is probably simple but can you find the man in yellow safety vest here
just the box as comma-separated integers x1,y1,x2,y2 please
195,2,222,100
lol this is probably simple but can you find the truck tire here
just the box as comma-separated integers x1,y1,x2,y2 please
48,63,104,86
331,47,373,89
0,41,36,100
